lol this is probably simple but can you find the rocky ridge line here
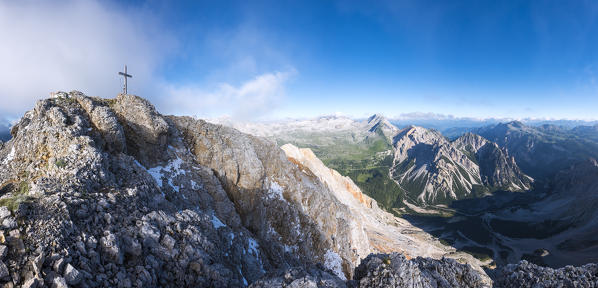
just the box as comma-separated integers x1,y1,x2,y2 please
390,126,532,205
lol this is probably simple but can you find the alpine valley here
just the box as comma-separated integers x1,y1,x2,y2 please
0,91,597,288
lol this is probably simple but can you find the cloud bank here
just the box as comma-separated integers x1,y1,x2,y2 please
0,0,293,120
0,0,171,115
160,69,296,120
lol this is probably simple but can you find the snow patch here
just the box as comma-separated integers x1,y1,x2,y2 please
238,268,248,286
146,156,187,192
190,180,201,190
324,250,346,280
284,244,298,253
247,238,259,256
211,215,226,229
2,146,15,165
266,178,285,201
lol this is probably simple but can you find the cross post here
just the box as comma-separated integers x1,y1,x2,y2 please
118,65,133,94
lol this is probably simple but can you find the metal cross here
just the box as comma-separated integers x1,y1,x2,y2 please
118,65,132,94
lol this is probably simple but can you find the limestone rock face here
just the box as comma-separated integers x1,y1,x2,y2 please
496,260,598,288
354,253,487,288
279,144,490,281
3,91,457,286
391,126,483,204
172,116,365,279
366,114,399,142
281,144,374,209
390,126,532,205
249,265,347,288
453,133,532,191
111,93,170,167
72,92,126,153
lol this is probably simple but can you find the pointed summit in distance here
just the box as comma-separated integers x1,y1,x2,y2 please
366,114,400,141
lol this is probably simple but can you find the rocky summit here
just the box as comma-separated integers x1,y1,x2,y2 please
390,126,532,205
0,91,595,288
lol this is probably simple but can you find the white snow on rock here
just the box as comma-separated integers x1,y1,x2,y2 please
1,146,15,165
211,214,226,229
266,178,285,201
245,238,265,273
146,156,186,192
247,238,259,256
324,250,346,280
190,180,201,190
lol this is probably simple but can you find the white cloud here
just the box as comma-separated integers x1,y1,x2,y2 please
160,69,296,120
0,0,293,121
0,0,176,116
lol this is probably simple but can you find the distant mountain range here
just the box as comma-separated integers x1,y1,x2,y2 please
390,126,532,205
221,114,598,270
385,115,598,138
475,121,598,180
218,115,543,209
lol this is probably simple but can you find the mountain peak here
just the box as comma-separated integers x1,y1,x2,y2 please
400,125,439,139
366,114,399,139
506,120,525,129
454,132,490,148
367,113,386,122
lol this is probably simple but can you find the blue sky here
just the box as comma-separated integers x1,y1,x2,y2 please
1,0,597,120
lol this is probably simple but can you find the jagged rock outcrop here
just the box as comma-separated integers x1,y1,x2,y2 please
366,114,399,142
390,126,531,205
248,252,490,288
73,93,126,153
475,121,598,180
495,260,598,287
249,265,347,288
172,115,372,280
0,92,274,287
391,126,480,204
111,94,170,167
279,144,486,265
453,133,532,191
281,144,374,208
353,253,487,288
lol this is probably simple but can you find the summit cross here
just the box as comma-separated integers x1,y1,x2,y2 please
118,65,132,94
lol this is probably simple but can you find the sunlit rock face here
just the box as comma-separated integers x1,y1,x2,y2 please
390,126,532,205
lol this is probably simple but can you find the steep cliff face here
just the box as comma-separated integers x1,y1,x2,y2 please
281,144,375,209
278,144,491,282
171,116,369,280
391,126,482,204
475,121,598,180
453,133,532,191
390,127,531,205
